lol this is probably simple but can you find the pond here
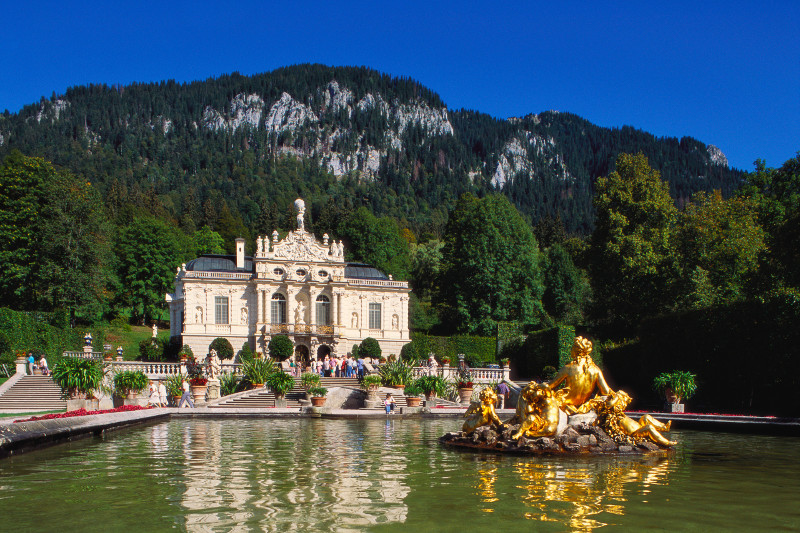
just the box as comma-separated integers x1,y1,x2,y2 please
0,418,798,531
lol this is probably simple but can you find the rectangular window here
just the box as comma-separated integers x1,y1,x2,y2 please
215,296,229,324
369,303,381,330
271,297,286,324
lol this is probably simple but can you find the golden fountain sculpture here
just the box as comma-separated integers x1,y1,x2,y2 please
444,336,675,453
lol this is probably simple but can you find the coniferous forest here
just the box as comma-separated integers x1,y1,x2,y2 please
0,64,797,414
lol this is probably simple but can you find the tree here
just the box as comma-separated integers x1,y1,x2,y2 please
192,226,225,256
338,207,411,280
436,193,545,335
359,337,382,360
0,151,111,318
674,191,766,308
588,153,678,326
268,335,293,360
115,217,185,323
542,244,591,324
410,239,443,298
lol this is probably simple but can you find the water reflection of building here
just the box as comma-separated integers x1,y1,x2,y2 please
175,419,409,530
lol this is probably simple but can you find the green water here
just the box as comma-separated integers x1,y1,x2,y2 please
0,418,798,532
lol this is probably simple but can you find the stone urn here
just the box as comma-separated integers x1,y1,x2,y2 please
458,387,473,404
191,384,208,405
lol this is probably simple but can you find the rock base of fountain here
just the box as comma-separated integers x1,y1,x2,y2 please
440,420,672,456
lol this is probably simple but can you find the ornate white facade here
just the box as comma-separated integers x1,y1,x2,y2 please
166,199,410,362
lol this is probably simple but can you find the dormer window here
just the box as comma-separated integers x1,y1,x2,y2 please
273,268,284,276
296,269,307,277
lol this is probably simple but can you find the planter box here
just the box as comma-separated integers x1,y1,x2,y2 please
275,396,287,408
458,388,473,404
670,403,685,413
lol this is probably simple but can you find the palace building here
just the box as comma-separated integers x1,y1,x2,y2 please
166,199,411,363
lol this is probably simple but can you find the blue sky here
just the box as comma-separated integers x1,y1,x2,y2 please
1,1,797,170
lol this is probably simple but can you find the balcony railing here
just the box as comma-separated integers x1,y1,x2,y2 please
183,271,251,280
269,324,335,335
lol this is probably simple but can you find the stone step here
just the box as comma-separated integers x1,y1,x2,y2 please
0,375,66,410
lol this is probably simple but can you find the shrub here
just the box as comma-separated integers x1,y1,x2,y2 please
219,373,242,396
51,357,105,398
415,375,448,397
266,371,296,397
300,372,321,390
308,386,328,397
178,344,194,360
209,337,234,360
113,370,149,394
378,359,412,386
138,338,163,361
164,374,185,397
241,357,276,385
268,335,293,360
359,337,382,360
161,337,182,361
238,343,255,363
653,371,697,403
361,374,382,389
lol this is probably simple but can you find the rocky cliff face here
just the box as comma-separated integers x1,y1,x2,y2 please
193,80,456,180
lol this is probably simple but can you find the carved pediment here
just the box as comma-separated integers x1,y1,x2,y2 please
271,230,343,263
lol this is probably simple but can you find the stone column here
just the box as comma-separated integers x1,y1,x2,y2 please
309,289,317,327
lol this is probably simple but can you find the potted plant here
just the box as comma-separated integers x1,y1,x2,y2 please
441,357,451,366
404,380,424,407
51,357,106,410
416,375,448,402
113,370,149,400
103,351,113,362
178,344,193,363
165,374,185,405
500,358,510,368
455,368,474,404
360,374,382,407
378,359,413,389
301,372,321,400
186,356,209,403
308,386,328,407
267,371,296,407
242,357,275,388
653,371,697,412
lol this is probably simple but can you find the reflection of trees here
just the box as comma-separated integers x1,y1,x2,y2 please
511,458,672,531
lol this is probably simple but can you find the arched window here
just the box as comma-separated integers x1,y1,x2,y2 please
316,295,330,325
271,293,286,324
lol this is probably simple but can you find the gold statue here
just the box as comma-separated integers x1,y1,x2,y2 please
597,390,675,447
511,382,562,439
462,388,505,433
546,336,613,414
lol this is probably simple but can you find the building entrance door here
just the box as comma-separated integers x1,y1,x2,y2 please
294,344,310,370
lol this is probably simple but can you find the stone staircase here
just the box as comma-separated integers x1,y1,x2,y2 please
210,376,362,409
0,375,66,411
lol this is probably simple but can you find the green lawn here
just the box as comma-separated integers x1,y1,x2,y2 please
99,325,173,360
0,410,64,418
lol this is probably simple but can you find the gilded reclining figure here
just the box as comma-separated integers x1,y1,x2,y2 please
598,390,676,447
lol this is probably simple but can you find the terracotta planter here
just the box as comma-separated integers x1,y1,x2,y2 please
125,391,137,400
310,396,327,407
458,387,473,403
190,385,208,403
406,396,422,407
252,383,264,389
172,395,182,406
390,384,405,391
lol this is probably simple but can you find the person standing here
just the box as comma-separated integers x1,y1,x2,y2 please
179,381,195,408
39,356,49,376
148,382,160,407
158,380,168,407
27,353,35,375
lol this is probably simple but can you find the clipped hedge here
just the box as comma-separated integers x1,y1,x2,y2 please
504,325,575,380
0,308,82,365
407,333,496,365
602,293,800,415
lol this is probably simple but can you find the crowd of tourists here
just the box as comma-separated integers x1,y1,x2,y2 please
303,354,372,379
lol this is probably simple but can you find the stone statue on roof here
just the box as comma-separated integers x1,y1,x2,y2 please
294,198,306,231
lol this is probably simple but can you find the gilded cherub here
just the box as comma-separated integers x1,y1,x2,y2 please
546,336,613,414
462,388,505,434
598,390,676,447
511,382,562,440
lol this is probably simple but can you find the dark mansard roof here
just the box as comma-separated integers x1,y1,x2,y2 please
344,263,390,280
184,255,254,273
184,256,388,280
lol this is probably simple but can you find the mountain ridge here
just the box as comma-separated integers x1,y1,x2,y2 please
0,64,741,235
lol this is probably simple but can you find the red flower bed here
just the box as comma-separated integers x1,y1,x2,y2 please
14,405,154,423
